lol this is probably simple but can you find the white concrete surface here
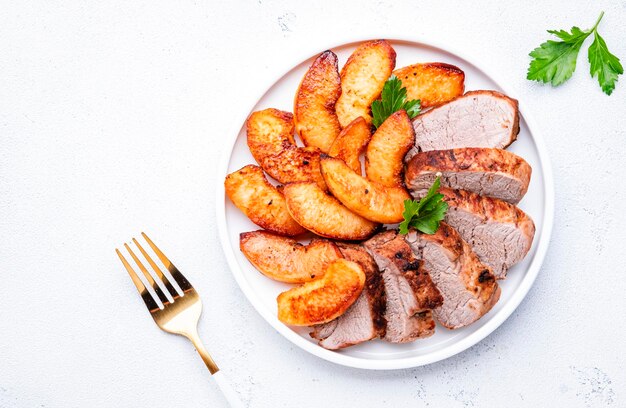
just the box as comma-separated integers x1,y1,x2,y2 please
1,1,625,407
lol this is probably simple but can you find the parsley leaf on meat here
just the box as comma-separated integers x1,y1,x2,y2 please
398,176,448,235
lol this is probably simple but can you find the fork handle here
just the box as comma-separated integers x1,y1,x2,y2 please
212,370,245,408
187,331,245,407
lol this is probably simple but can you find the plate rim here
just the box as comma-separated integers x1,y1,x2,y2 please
216,36,555,370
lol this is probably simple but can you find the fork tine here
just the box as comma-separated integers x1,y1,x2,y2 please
141,232,193,293
124,243,170,305
116,248,160,312
133,238,180,300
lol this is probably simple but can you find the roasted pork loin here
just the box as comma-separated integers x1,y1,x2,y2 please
364,230,443,343
405,90,519,161
405,223,501,329
405,147,531,204
441,188,535,279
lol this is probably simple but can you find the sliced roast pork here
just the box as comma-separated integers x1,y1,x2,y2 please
364,230,443,343
405,223,500,329
405,147,531,204
310,243,386,350
405,90,519,161
441,188,535,279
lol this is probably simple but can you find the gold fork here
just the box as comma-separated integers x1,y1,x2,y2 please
116,232,244,407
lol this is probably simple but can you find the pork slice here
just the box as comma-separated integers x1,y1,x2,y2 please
405,147,532,204
364,230,442,343
378,268,437,343
406,90,519,161
405,223,501,329
310,243,386,350
441,188,535,279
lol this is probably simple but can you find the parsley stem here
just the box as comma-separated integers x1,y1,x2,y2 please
591,11,605,33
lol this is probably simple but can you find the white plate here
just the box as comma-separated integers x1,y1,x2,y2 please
216,38,554,370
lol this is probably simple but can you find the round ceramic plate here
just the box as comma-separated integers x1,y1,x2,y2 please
216,38,554,370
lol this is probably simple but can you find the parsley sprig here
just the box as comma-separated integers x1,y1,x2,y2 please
527,11,623,95
371,75,421,128
398,176,448,235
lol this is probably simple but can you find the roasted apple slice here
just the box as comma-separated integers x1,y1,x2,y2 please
224,165,306,236
335,40,396,127
283,182,378,240
277,259,366,326
240,230,342,283
365,110,415,188
393,62,465,109
261,145,326,191
294,51,342,153
247,108,295,165
321,156,410,224
328,116,371,174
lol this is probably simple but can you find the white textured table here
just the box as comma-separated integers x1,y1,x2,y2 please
1,1,625,407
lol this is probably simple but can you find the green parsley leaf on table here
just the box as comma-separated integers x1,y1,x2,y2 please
371,75,421,128
527,26,589,86
527,11,622,95
398,176,448,235
588,30,624,95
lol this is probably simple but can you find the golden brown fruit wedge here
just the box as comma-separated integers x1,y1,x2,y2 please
321,156,410,224
261,145,327,191
393,62,465,109
328,117,371,174
247,108,296,165
283,182,378,240
224,165,306,236
277,259,366,326
335,40,396,127
365,110,415,188
294,51,342,153
240,230,342,283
